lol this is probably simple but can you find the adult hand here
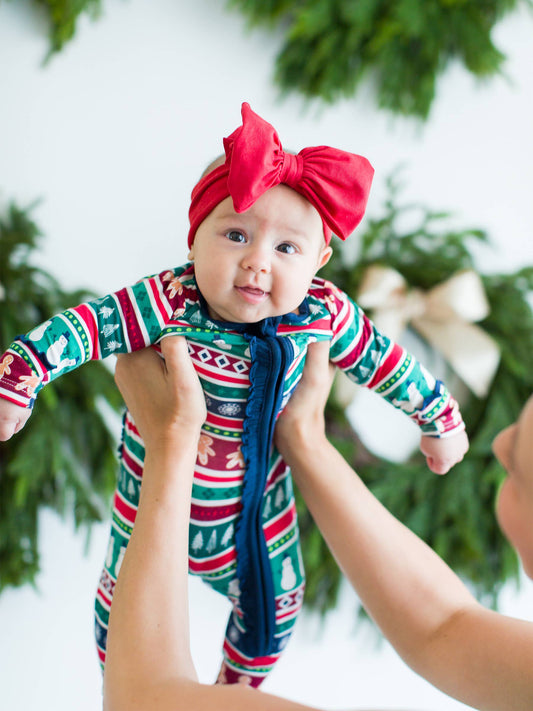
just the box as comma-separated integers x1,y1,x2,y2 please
275,340,335,458
114,336,206,449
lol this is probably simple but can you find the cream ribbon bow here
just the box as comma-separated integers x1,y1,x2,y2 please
356,265,501,398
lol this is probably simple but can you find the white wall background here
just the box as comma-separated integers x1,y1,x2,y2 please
0,1,532,709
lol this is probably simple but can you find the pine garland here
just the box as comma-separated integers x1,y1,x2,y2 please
229,0,530,119
0,203,122,591
298,175,532,615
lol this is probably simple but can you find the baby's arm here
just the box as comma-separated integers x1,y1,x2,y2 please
323,282,468,473
0,269,186,440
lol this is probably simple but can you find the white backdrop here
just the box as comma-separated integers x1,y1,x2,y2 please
0,1,532,709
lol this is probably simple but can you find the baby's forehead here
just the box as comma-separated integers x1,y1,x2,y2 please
214,190,324,239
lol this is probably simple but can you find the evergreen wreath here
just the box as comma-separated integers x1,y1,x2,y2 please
298,175,533,615
0,203,122,592
228,0,530,119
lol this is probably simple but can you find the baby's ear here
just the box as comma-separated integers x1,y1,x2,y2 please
188,245,195,260
318,245,333,270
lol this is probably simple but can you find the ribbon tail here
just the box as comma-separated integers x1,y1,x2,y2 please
413,318,501,398
357,265,413,341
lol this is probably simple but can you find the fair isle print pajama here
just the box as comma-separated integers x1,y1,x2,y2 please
0,262,464,687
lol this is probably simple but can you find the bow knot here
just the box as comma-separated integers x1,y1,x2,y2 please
357,265,501,398
281,152,304,187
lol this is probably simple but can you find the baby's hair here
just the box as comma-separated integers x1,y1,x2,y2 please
200,154,225,179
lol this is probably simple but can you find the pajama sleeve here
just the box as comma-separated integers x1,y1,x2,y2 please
324,282,464,437
0,269,183,409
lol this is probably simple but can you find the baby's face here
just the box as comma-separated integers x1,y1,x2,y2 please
188,185,332,323
493,394,533,578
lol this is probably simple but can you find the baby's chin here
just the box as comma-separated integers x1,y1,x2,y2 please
257,305,303,320
207,303,303,324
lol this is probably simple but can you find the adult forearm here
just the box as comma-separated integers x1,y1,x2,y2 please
285,437,471,667
104,434,200,706
427,606,533,710
285,436,533,709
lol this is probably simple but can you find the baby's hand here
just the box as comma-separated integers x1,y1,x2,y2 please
0,399,32,441
420,430,469,475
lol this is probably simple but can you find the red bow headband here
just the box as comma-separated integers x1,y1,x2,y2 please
188,102,374,248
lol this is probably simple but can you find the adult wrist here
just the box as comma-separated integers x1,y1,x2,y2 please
143,421,202,455
277,420,328,467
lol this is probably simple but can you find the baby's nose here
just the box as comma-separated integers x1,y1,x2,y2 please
241,245,271,273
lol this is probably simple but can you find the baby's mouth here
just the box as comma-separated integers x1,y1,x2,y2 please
235,285,269,303
239,286,264,295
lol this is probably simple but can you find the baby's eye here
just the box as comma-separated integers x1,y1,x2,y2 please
225,230,246,243
277,242,297,255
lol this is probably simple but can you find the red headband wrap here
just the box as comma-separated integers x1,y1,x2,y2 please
187,102,374,248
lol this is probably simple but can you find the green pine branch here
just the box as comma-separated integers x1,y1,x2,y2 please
33,0,103,54
0,202,123,591
229,0,531,119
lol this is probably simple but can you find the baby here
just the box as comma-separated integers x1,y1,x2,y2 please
0,103,468,687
